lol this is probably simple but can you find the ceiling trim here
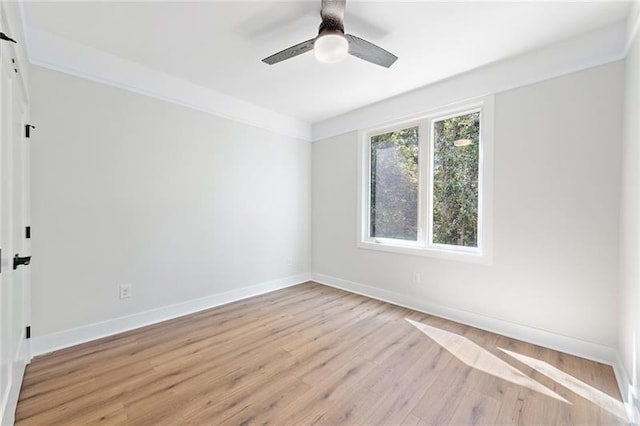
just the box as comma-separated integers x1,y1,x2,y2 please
17,3,631,144
23,26,313,141
312,21,627,141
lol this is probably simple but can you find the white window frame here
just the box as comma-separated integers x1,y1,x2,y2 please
357,95,494,264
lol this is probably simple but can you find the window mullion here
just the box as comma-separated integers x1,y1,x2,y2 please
418,120,430,247
427,116,435,248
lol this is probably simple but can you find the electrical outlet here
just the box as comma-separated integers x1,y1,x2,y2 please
411,272,421,285
119,284,131,299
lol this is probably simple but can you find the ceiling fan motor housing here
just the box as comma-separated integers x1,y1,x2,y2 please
318,16,345,36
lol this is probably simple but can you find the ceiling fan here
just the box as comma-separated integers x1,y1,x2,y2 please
262,0,398,68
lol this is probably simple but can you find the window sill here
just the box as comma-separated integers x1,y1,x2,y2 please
357,240,492,265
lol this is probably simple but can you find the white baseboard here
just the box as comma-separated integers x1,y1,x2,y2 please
1,339,28,426
31,273,312,357
1,362,26,426
613,353,639,425
311,273,618,365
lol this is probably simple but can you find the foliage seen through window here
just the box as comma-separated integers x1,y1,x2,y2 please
370,127,419,241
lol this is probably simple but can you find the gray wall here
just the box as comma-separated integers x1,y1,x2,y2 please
312,62,623,348
30,65,311,336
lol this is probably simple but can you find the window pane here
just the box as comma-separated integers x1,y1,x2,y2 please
370,127,419,241
432,112,480,248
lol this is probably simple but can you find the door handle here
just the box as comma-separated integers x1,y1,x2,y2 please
13,254,31,270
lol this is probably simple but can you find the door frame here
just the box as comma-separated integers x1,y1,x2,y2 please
0,1,31,424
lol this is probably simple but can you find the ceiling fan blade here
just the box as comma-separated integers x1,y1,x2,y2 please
321,0,346,23
262,38,316,65
345,34,398,68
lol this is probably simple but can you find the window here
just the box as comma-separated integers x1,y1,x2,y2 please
358,97,494,263
370,126,419,242
431,111,480,248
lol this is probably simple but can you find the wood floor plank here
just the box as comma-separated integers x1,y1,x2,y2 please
15,282,625,425
275,356,377,424
446,388,502,425
411,360,475,424
362,345,454,424
309,384,380,425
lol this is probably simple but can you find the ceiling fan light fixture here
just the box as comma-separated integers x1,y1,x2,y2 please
314,33,349,63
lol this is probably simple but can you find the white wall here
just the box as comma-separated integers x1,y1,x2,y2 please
30,65,311,338
313,62,623,351
618,9,640,417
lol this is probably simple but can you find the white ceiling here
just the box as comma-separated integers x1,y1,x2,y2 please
22,1,631,124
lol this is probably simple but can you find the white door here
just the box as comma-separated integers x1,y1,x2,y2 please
0,8,30,425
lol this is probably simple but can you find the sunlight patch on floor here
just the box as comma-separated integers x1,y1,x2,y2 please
499,348,628,421
405,318,569,403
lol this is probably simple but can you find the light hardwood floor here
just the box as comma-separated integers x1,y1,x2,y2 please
16,282,625,425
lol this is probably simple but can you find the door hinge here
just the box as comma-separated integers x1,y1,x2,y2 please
0,32,17,44
26,326,31,339
26,226,30,239
25,124,35,138
13,254,31,270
